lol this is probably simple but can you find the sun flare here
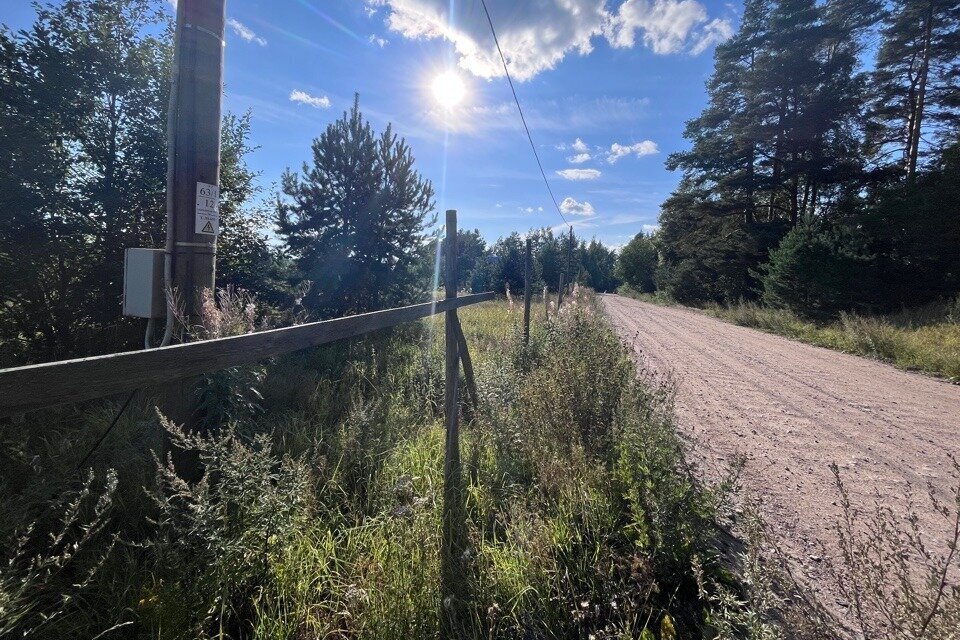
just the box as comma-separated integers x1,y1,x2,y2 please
431,70,466,109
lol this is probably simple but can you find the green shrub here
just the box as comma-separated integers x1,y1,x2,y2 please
761,222,878,319
147,417,313,639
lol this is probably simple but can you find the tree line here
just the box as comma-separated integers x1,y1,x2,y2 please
0,0,626,368
442,227,620,298
646,0,959,318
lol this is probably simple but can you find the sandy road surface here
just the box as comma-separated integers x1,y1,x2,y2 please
601,294,960,620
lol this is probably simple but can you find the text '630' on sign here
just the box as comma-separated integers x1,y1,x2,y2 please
195,182,220,236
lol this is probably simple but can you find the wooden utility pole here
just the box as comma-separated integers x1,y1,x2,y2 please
566,226,575,295
523,238,532,344
441,210,469,635
167,0,226,324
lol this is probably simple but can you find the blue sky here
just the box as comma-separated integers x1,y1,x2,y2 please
3,0,742,248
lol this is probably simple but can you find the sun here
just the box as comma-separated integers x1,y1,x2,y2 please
431,70,466,109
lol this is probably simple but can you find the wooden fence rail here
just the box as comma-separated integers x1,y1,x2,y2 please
0,292,494,418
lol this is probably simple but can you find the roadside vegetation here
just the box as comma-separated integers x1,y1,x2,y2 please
0,289,799,639
706,298,960,381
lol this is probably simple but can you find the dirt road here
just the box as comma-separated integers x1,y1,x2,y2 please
601,294,960,618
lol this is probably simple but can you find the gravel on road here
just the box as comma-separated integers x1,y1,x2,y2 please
602,293,960,621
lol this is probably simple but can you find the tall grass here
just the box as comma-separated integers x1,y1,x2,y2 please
2,289,778,638
706,299,960,381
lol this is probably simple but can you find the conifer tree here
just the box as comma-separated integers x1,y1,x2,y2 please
870,0,960,178
277,96,435,316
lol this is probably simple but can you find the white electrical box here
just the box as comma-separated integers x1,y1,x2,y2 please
123,248,165,318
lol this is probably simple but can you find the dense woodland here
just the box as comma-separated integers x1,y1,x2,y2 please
644,0,960,318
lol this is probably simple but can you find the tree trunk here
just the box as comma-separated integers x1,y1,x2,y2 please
906,4,933,180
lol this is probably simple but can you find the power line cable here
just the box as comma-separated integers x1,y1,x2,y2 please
478,0,570,228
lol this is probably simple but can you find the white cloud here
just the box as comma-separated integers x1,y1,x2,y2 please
690,17,734,55
567,152,592,164
227,18,267,46
557,168,602,181
368,0,608,81
289,90,332,109
607,140,659,163
366,0,728,81
606,0,730,55
560,197,596,216
572,137,589,153
369,34,389,47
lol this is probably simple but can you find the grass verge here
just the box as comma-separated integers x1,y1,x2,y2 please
704,299,960,381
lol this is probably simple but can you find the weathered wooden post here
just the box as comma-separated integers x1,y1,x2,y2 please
454,316,479,421
523,238,532,344
557,273,565,310
441,209,469,635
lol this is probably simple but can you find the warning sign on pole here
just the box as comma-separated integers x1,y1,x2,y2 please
195,182,220,236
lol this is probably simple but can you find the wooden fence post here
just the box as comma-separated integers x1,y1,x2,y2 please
441,209,470,635
523,238,532,345
454,315,479,422
557,273,565,310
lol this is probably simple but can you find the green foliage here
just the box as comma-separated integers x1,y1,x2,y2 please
0,0,287,365
761,222,878,318
434,228,487,291
0,0,170,364
869,0,960,177
468,228,621,296
616,232,658,293
277,95,435,317
149,418,312,639
216,113,292,307
2,294,765,638
578,238,620,292
655,0,960,312
861,145,960,306
489,232,527,294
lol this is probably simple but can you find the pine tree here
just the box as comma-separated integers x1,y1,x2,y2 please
277,95,435,316
667,0,772,225
530,227,561,291
870,0,960,178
